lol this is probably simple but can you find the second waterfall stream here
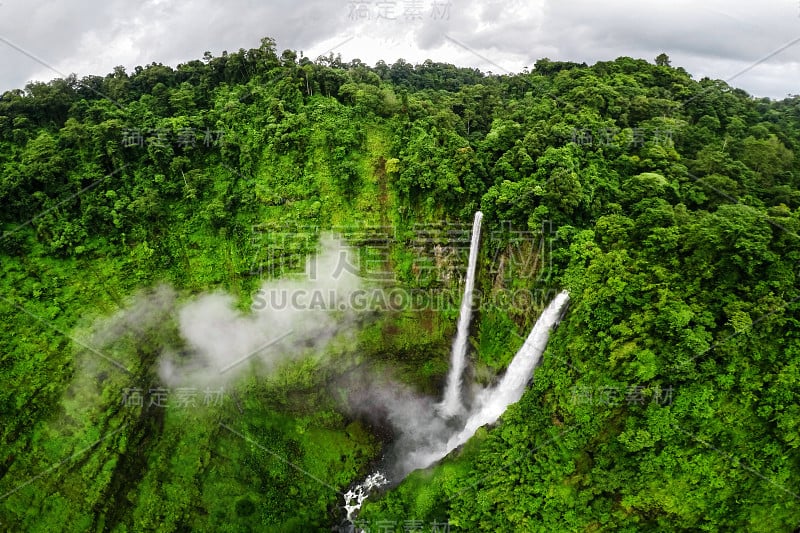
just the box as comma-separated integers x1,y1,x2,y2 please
341,211,570,525
438,210,483,418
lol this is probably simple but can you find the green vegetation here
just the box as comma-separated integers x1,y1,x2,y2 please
1,40,799,531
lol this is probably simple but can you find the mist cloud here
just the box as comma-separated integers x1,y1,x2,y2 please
160,234,363,387
79,235,364,390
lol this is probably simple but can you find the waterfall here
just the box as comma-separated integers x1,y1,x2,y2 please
338,219,570,526
399,290,570,476
340,291,570,524
342,471,389,522
439,211,483,418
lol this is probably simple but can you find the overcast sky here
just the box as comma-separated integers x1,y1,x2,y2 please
1,0,798,99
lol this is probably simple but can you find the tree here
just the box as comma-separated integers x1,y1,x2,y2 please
655,53,671,67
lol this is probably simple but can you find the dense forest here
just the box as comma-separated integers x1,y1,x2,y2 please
1,36,799,531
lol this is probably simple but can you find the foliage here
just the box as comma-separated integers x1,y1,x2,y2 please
1,38,800,531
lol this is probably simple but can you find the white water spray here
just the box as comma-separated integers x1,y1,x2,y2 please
439,211,483,418
343,471,389,522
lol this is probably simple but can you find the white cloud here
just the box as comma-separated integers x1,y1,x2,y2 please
1,0,799,98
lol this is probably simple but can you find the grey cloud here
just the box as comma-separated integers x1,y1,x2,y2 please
1,0,799,98
0,0,345,90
